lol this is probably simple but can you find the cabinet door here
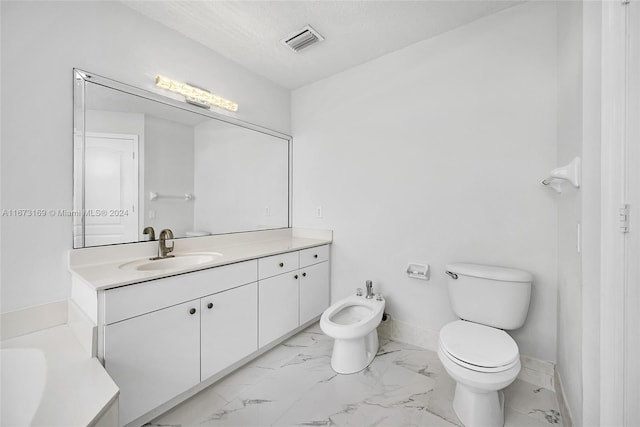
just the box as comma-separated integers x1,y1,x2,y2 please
299,261,330,325
104,300,200,426
201,283,258,381
259,273,299,347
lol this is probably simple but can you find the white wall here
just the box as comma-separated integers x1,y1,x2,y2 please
193,122,289,233
580,3,602,423
86,111,145,137
144,116,194,238
0,1,290,314
556,2,584,424
292,2,558,361
556,2,603,425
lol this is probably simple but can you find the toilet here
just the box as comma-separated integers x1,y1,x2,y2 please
439,263,532,427
320,292,385,374
185,230,211,237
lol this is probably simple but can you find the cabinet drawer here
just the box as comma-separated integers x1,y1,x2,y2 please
299,245,329,268
104,260,257,324
258,251,299,280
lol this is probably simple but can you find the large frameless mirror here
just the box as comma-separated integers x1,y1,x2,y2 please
73,69,291,248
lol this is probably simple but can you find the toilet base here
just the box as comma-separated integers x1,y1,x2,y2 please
453,383,505,427
330,329,379,374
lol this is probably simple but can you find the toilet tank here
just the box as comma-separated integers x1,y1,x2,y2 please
445,263,532,330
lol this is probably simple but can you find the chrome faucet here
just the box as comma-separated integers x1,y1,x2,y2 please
151,229,174,260
365,280,374,299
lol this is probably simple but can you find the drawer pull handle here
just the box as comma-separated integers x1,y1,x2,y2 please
279,262,284,268
294,274,299,279
314,254,318,258
207,303,213,309
189,308,197,315
302,272,307,277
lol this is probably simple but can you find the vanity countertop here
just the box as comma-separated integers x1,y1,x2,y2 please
70,229,332,291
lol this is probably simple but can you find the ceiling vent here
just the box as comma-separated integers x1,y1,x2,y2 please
280,25,324,53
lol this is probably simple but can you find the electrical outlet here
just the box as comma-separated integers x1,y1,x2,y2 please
316,206,323,218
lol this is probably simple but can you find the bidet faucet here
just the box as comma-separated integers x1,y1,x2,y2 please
365,280,374,299
151,229,174,260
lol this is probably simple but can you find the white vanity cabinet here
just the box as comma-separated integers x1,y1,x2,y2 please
104,299,201,427
258,251,300,347
258,245,330,348
299,245,330,325
101,261,258,426
200,282,257,380
88,243,330,427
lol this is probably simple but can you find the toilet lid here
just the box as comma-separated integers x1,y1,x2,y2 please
440,320,519,370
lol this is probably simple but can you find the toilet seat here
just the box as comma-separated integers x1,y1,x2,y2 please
440,320,519,373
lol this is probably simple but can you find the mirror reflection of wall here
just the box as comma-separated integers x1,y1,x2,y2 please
143,115,195,238
194,122,289,234
76,72,291,248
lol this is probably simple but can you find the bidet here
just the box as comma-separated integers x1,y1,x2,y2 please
320,284,385,374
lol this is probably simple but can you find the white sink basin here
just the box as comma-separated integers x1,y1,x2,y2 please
119,252,223,272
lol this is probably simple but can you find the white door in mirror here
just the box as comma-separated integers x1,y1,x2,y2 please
84,133,139,246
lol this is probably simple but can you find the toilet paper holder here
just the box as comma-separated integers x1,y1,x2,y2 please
406,263,429,280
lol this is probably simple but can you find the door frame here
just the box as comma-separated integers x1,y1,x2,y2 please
599,1,636,424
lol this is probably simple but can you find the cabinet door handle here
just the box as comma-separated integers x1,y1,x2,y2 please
294,274,299,279
302,272,307,277
189,308,197,315
279,262,284,268
207,302,213,309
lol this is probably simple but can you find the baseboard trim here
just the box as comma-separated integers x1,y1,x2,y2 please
378,316,556,390
555,369,574,427
378,315,439,351
519,354,555,391
1,300,68,340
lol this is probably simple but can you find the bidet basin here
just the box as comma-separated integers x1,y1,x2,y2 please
119,252,223,272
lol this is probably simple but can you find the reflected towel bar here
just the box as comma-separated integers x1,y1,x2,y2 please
149,191,194,201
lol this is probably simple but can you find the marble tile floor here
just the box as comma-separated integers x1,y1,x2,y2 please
148,323,562,427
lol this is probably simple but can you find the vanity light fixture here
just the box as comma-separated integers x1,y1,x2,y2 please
155,75,238,112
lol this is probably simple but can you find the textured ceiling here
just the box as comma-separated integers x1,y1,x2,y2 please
121,1,520,90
